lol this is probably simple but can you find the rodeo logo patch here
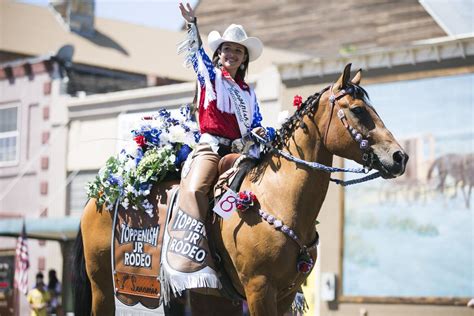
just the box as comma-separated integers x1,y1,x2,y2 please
168,209,208,263
119,224,160,268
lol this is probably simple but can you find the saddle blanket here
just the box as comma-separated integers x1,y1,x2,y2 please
112,180,177,314
111,154,246,313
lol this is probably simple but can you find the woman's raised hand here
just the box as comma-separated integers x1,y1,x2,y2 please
179,2,195,23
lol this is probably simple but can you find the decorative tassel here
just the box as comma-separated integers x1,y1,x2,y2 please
291,291,309,314
177,23,199,69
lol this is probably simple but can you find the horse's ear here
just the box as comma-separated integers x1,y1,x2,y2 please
351,68,362,85
333,63,352,92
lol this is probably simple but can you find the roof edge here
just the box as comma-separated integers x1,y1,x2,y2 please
277,35,474,81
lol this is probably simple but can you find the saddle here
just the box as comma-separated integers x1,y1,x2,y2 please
111,153,252,311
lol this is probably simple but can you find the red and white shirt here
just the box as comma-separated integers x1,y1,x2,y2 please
190,46,263,141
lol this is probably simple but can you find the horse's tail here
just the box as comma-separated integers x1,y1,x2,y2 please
73,225,92,316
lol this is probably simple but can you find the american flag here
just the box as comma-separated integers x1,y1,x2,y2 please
14,221,29,295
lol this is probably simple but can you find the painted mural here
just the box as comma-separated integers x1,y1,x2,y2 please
343,73,473,297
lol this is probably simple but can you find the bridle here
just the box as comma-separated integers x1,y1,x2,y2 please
324,84,376,170
252,84,382,186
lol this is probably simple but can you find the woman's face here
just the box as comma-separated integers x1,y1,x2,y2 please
218,42,247,75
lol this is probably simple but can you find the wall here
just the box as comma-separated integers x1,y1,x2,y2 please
0,60,66,316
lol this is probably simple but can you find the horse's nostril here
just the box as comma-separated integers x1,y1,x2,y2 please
393,151,406,164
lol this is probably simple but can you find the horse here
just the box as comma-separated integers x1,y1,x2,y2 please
427,153,473,208
73,64,408,315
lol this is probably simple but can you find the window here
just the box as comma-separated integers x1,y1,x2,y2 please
0,105,19,165
67,170,98,216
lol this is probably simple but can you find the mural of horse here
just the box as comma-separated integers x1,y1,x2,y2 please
427,152,473,208
73,64,408,315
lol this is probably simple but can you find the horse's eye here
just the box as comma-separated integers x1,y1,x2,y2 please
351,107,363,115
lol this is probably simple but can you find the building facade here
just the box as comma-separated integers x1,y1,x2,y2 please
0,55,70,316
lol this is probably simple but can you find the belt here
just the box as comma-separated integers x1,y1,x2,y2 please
199,133,233,157
199,133,232,146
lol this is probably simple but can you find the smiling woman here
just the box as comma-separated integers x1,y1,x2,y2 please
158,1,269,298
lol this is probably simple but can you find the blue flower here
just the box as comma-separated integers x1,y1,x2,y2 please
175,144,193,167
180,105,191,119
168,118,180,126
140,124,152,133
181,123,191,132
108,174,123,187
194,131,201,143
134,147,144,165
265,127,276,141
147,128,161,145
139,182,151,191
159,109,171,119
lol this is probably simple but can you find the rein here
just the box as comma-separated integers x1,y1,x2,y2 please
253,85,381,186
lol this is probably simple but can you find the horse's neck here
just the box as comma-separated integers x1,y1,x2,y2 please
257,116,333,240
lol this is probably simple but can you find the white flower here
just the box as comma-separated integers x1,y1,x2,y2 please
159,132,170,145
122,141,140,155
124,158,136,172
142,199,154,217
168,125,186,143
186,121,199,132
126,184,136,195
185,133,197,147
121,198,130,209
277,110,290,128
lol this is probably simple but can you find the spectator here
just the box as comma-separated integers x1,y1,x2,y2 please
27,272,50,316
47,269,63,316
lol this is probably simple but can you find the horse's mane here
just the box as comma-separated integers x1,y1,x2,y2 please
247,83,370,182
273,87,329,150
273,83,370,149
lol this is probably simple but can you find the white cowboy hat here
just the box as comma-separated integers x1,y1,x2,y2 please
208,24,263,62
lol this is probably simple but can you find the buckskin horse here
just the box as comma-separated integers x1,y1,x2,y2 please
74,64,408,315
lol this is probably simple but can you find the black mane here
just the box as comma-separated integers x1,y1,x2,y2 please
272,83,371,149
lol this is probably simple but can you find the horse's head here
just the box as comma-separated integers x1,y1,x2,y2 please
320,64,408,178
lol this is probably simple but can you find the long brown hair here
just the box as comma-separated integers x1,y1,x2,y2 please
212,43,249,81
192,43,250,112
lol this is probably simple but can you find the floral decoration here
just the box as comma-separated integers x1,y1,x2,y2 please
293,95,303,109
86,106,200,217
235,191,258,211
296,251,314,274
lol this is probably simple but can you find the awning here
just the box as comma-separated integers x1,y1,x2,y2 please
0,217,80,241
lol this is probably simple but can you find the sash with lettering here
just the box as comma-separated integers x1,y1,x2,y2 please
216,69,255,136
217,69,260,157
111,182,173,315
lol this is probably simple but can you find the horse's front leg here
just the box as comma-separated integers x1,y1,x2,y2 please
81,200,115,315
244,275,277,316
86,250,115,316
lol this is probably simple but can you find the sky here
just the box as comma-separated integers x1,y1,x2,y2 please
18,0,199,31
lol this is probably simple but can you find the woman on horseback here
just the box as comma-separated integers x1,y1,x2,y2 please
162,2,268,295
